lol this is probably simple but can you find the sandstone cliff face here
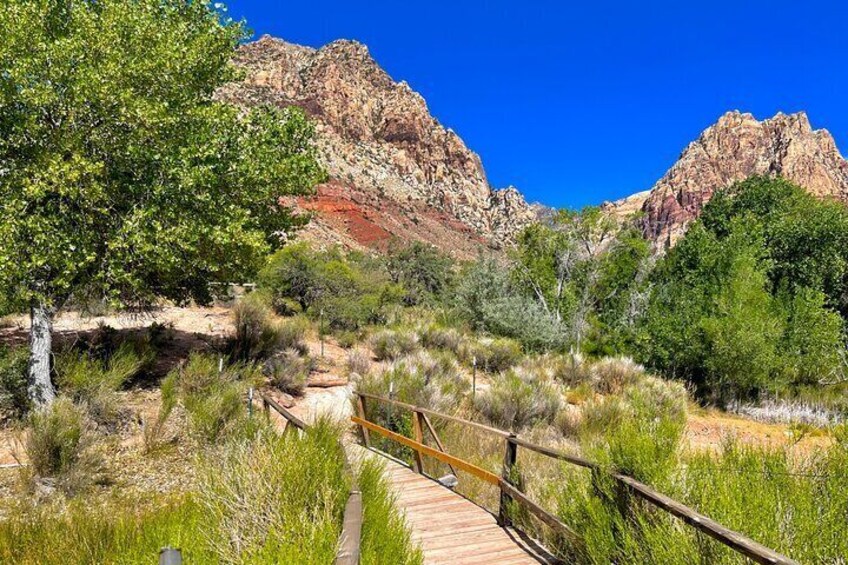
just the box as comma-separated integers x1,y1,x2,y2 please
217,36,535,256
606,111,848,248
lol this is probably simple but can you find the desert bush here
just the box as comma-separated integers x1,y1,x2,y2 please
418,324,464,354
143,376,179,453
0,346,29,421
369,329,419,361
335,330,360,349
55,341,153,426
345,349,372,378
164,354,257,442
199,420,348,563
590,356,646,394
355,351,468,415
230,294,284,361
460,337,522,373
25,398,103,493
580,377,687,484
474,368,562,431
263,349,314,396
521,351,593,388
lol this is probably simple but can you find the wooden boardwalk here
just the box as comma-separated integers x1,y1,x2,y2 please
352,446,556,565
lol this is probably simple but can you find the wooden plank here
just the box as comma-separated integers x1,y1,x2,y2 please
411,411,425,474
355,395,370,448
352,416,501,485
334,490,362,565
499,480,580,543
420,413,458,477
259,391,307,430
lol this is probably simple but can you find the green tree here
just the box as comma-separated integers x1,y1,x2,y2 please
386,241,454,305
0,1,326,406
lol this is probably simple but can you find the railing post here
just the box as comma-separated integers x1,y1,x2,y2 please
355,394,371,448
411,410,424,474
159,547,182,565
498,433,518,526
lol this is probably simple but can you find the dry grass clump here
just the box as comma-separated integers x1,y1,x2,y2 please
474,367,562,431
231,295,310,361
263,349,314,396
345,349,372,378
55,341,153,427
590,355,646,394
460,337,522,373
369,329,419,361
162,354,258,442
24,398,105,494
199,421,348,563
418,324,465,354
355,350,468,414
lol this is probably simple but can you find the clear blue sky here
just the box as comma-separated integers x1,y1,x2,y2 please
223,0,848,209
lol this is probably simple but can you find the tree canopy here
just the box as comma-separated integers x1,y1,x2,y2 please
0,0,326,312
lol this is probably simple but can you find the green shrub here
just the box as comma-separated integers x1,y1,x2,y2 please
369,329,419,361
590,356,645,394
55,341,153,426
264,349,313,396
0,346,29,421
165,354,257,442
461,337,522,373
345,349,372,378
335,329,361,349
25,398,103,493
418,324,464,354
230,294,284,361
199,420,348,563
474,368,561,431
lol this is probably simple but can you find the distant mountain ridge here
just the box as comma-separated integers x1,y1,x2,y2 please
217,36,535,256
605,111,848,247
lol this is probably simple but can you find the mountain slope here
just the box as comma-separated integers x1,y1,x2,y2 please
217,36,534,256
605,111,848,247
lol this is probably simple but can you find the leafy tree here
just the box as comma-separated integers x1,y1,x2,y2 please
641,176,848,400
0,1,326,405
386,241,455,305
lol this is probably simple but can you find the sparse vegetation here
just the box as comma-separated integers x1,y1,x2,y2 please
474,368,561,431
264,349,314,396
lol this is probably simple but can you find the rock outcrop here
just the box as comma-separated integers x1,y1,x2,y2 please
605,111,848,248
217,36,535,256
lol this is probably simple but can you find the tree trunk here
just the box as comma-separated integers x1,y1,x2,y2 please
28,301,56,407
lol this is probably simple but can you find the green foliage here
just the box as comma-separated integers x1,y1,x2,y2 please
230,293,309,361
386,241,455,305
474,368,561,431
0,0,325,313
163,353,256,442
0,346,30,420
263,349,314,396
55,341,153,425
259,244,404,330
369,329,420,361
460,337,523,373
25,398,103,493
641,176,848,401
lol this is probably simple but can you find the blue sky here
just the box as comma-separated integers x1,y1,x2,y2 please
223,0,848,209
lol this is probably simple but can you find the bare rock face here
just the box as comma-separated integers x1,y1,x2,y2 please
217,36,535,256
606,111,848,248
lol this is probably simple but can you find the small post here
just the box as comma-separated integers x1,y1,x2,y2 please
387,381,394,430
247,387,254,418
159,547,182,565
498,433,518,527
411,410,424,474
472,356,477,400
356,394,371,448
320,308,325,359
218,356,223,373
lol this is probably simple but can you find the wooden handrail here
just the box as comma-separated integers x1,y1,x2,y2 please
354,392,799,565
255,390,362,564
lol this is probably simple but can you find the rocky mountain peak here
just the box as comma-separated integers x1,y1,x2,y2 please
609,110,848,247
218,36,534,256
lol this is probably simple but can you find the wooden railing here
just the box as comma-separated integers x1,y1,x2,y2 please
353,391,799,565
255,391,363,565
